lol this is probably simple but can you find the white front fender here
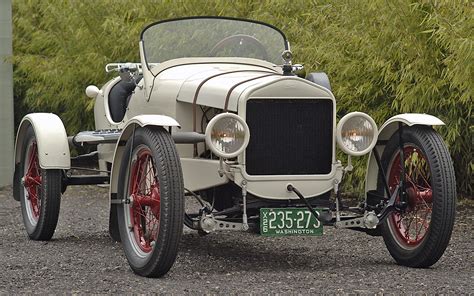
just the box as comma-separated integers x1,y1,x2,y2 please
365,113,445,194
15,113,70,169
109,115,180,202
377,113,444,141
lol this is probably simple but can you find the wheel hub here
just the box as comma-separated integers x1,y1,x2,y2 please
406,186,432,207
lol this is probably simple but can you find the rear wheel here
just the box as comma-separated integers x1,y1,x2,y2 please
117,127,184,277
380,126,456,267
19,126,62,240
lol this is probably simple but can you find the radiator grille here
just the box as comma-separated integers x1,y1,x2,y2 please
245,99,333,175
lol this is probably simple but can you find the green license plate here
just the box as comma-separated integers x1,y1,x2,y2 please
260,208,323,236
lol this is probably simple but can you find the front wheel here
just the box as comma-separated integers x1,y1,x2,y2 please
379,126,456,267
18,126,62,240
117,127,184,277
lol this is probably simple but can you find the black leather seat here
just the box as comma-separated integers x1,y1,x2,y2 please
108,76,142,122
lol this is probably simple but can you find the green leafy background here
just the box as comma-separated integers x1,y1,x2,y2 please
12,0,473,196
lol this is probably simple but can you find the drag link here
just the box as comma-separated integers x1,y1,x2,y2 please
287,184,320,220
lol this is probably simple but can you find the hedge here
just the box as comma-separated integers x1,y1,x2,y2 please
12,0,473,196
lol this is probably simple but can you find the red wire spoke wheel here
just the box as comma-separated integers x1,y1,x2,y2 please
117,127,184,278
387,145,433,248
18,126,61,240
379,126,456,268
129,146,161,254
24,140,42,223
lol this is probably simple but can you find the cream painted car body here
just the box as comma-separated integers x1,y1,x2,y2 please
93,52,344,201
90,46,445,203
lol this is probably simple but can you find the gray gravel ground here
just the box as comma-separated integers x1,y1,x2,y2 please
1,185,473,294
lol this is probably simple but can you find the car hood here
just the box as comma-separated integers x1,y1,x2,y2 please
151,60,282,111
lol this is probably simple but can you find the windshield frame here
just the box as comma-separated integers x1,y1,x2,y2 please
140,16,290,72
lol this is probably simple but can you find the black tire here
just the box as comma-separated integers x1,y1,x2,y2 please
379,126,456,268
117,127,184,277
19,126,62,240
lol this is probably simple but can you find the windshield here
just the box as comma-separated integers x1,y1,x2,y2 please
141,17,288,67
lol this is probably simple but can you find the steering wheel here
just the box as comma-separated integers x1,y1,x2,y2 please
210,34,269,61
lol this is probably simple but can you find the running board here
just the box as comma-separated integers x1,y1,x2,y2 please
69,129,122,146
69,129,206,146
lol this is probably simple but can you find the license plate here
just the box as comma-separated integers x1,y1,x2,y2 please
260,208,323,236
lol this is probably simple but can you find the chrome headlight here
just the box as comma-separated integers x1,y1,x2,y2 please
336,112,378,156
205,113,250,159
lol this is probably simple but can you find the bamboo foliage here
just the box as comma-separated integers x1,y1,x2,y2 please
12,0,473,195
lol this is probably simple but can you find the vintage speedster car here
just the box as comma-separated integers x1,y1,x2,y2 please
13,17,456,277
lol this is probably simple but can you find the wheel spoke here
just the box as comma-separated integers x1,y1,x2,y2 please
414,206,419,241
128,146,161,254
413,161,431,188
388,144,434,247
26,144,37,173
131,158,141,194
24,141,42,220
421,209,431,231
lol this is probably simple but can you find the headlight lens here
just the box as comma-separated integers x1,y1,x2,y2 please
336,112,378,156
205,113,250,158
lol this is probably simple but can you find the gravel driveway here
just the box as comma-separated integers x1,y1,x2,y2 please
1,185,473,294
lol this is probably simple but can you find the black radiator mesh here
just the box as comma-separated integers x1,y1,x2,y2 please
245,99,333,175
